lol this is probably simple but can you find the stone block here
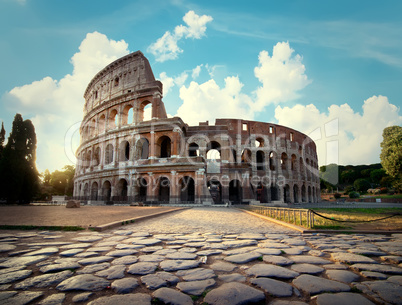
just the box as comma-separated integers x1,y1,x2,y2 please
66,200,80,208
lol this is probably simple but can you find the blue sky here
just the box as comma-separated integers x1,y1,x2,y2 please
0,0,401,173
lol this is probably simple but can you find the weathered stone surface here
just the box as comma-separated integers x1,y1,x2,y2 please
106,249,138,257
176,268,216,281
288,255,330,265
218,273,246,282
15,270,73,290
59,248,84,257
177,279,215,295
315,292,375,305
87,294,151,305
153,287,193,305
0,270,32,284
290,263,324,275
71,292,93,303
141,272,179,290
251,277,293,297
111,278,139,294
347,248,386,256
160,259,199,272
325,270,360,283
60,243,92,249
282,247,303,255
66,200,80,208
223,246,257,256
77,256,114,265
37,293,65,305
23,247,59,256
0,244,16,253
56,274,109,291
253,248,282,255
282,238,306,246
237,233,266,240
111,255,138,265
204,282,265,305
246,263,299,279
76,263,110,274
360,271,387,280
73,235,103,242
350,263,402,274
293,274,350,295
127,262,158,275
133,238,161,246
0,255,48,268
269,301,308,305
95,265,126,280
75,252,98,258
39,262,81,273
197,249,222,256
331,252,377,264
0,291,43,305
224,252,261,264
263,255,294,266
355,280,402,304
138,254,165,262
259,241,290,249
223,239,258,248
166,252,197,260
210,261,237,272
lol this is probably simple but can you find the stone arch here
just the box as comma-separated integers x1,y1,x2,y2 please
99,114,106,133
137,177,148,202
102,180,112,202
281,152,288,170
157,135,171,158
180,176,195,202
269,151,277,171
105,143,114,164
241,148,252,163
301,184,307,202
139,100,152,122
206,141,221,160
291,154,297,171
283,184,291,203
121,104,134,125
91,181,98,200
293,184,299,203
119,140,130,162
270,184,279,201
229,179,242,203
256,150,265,171
255,137,265,148
93,147,101,166
117,178,128,198
158,176,170,202
188,143,199,157
135,138,149,160
207,179,222,204
108,109,118,129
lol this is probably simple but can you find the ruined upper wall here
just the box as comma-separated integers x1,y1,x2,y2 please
83,51,162,113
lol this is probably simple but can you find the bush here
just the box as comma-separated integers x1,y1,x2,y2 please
380,187,388,194
344,185,354,194
354,178,371,193
349,191,360,199
333,193,341,199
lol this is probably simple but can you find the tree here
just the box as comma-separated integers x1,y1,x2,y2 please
370,168,387,185
353,178,371,193
0,122,5,159
0,114,39,203
380,126,402,192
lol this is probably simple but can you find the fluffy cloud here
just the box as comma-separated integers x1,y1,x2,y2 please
176,76,253,126
275,95,402,167
253,42,311,111
5,32,130,172
147,10,213,62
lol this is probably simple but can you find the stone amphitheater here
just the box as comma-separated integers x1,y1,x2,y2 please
73,51,320,205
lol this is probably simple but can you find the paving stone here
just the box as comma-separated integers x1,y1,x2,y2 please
356,281,402,305
293,274,350,295
23,247,59,256
60,243,92,249
56,274,110,291
153,287,193,305
380,255,402,264
197,249,222,256
204,282,265,305
111,277,139,294
314,292,375,305
361,271,388,280
138,254,165,262
0,291,43,305
269,301,308,305
210,261,237,272
223,246,258,256
95,265,126,280
347,248,386,256
184,242,206,248
76,263,111,274
75,252,98,258
59,249,84,257
77,256,114,265
282,247,303,255
0,244,16,253
39,262,81,273
106,249,138,257
153,234,176,241
223,239,258,248
388,275,402,285
87,293,151,305
113,230,133,235
111,255,138,265
37,293,65,305
325,270,360,283
259,241,290,249
250,277,293,297
87,247,113,252
160,259,199,272
323,263,348,270
72,292,93,303
246,263,299,279
72,236,103,242
282,238,306,246
331,252,378,264
237,233,266,240
218,273,246,282
152,248,177,255
0,255,48,268
263,255,294,266
133,238,161,246
224,252,261,264
176,267,216,281
0,266,25,275
350,263,402,274
0,270,32,284
253,248,282,255
166,252,197,260
141,272,179,289
308,250,325,257
177,279,216,295
288,255,331,264
290,263,324,275
15,270,73,289
127,262,158,275
131,232,152,237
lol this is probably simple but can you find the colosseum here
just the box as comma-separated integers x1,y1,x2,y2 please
73,51,320,205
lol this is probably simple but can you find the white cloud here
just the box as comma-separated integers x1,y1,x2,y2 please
192,65,202,79
147,10,213,62
176,76,253,126
159,72,175,95
5,32,130,172
275,95,402,167
253,42,311,111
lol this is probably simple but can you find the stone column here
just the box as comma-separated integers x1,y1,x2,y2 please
195,169,204,204
170,171,179,203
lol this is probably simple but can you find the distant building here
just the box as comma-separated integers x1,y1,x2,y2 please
73,51,320,205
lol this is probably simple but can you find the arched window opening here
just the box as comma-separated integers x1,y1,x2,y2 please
291,154,297,171
229,180,242,204
119,141,130,161
121,105,133,125
114,77,119,87
102,181,112,202
158,136,171,158
117,179,128,199
94,147,100,166
207,180,222,204
91,119,96,136
293,185,299,203
99,114,106,133
301,185,307,202
188,143,199,157
232,149,237,163
108,109,118,129
158,177,170,202
138,178,147,201
256,183,268,203
180,176,195,202
125,142,130,161
256,151,265,171
281,153,288,170
255,137,264,147
91,182,98,201
127,107,134,124
206,141,221,161
283,185,291,203
269,152,276,171
241,149,252,163
143,103,152,121
105,144,114,164
270,184,279,201
83,183,89,198
135,138,149,160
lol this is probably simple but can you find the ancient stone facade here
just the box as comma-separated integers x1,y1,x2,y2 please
73,51,320,204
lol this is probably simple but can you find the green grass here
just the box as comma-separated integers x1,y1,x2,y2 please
0,225,85,231
314,208,401,214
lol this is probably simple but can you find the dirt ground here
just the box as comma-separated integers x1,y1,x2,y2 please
0,205,181,228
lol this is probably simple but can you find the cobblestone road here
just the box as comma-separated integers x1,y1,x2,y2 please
0,208,401,305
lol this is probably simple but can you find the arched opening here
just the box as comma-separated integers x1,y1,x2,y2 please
99,114,106,133
291,154,297,171
188,143,199,157
283,184,290,203
206,141,221,160
207,179,222,204
158,177,170,202
90,119,96,136
91,182,98,200
308,186,312,203
93,147,100,166
269,152,276,171
137,177,148,202
83,183,89,198
281,153,288,170
117,179,128,200
140,102,152,122
108,109,118,129
180,176,195,202
121,105,133,125
255,137,264,147
105,144,114,164
102,181,112,202
158,136,171,158
119,141,130,162
135,138,149,160
301,185,307,202
293,185,299,203
84,151,91,168
270,184,279,201
229,180,242,203
241,149,252,163
256,183,268,203
256,150,265,171
232,149,237,163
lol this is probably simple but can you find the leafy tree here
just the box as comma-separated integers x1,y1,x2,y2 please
43,169,51,186
370,168,387,185
380,126,402,192
353,178,371,193
0,114,39,203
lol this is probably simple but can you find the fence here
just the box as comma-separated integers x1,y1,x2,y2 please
244,205,315,228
